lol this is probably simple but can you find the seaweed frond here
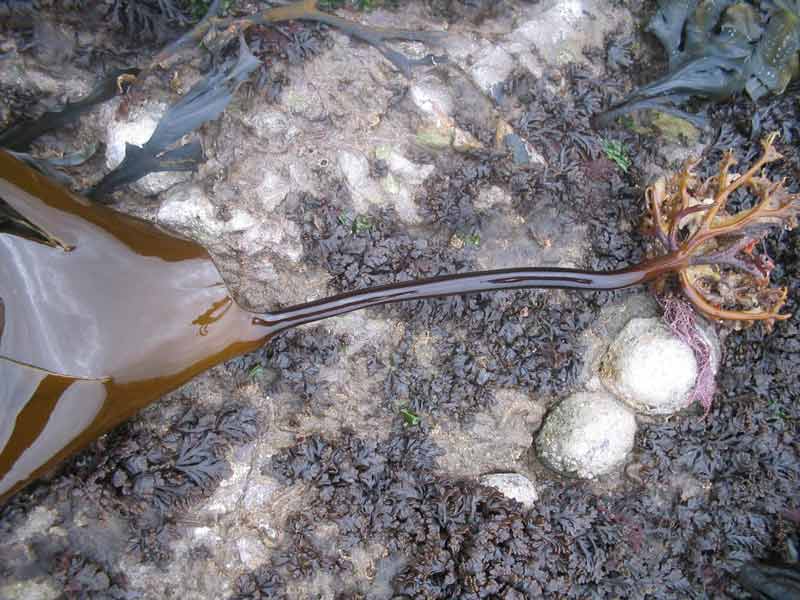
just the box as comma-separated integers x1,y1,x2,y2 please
89,36,259,200
151,0,446,77
645,133,800,328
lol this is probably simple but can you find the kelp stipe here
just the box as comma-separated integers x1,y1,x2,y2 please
1,135,798,503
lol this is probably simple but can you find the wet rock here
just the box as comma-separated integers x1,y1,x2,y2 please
475,185,511,211
469,45,516,95
452,127,483,153
0,579,59,600
626,110,702,147
105,102,191,195
536,391,637,478
433,388,544,477
411,74,484,155
505,0,628,73
253,168,293,213
648,111,702,144
495,120,547,167
240,109,291,141
338,149,374,212
416,124,453,149
374,146,433,186
157,183,256,249
479,473,538,507
33,21,74,65
410,78,454,123
599,317,699,416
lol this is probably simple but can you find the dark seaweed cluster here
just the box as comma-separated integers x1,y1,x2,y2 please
508,65,655,271
227,325,347,409
230,401,798,599
108,0,192,41
246,20,328,102
233,565,287,600
53,554,140,599
425,0,504,24
54,403,258,566
98,405,257,514
2,513,142,598
703,90,800,398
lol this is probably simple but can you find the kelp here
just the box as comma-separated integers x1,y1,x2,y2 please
1,134,798,504
738,535,800,599
151,0,447,77
0,67,140,152
88,36,259,200
596,0,800,126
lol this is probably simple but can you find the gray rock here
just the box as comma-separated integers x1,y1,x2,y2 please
600,317,699,416
479,473,538,507
240,109,291,141
536,391,637,478
474,185,512,211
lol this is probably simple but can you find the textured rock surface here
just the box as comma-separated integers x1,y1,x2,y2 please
536,392,637,478
600,317,699,416
479,472,539,507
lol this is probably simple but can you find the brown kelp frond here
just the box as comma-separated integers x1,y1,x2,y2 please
645,133,800,328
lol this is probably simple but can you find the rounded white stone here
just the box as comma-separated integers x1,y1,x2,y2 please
600,317,698,416
536,391,636,478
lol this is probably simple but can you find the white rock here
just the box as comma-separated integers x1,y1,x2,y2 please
600,317,698,416
236,536,269,570
480,473,538,507
0,579,59,600
536,391,636,478
241,109,290,140
105,102,191,195
410,78,454,123
256,169,292,213
12,506,57,540
239,219,302,261
337,150,373,213
157,184,255,247
505,0,626,71
338,149,423,223
475,185,511,211
469,46,515,94
375,147,434,186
